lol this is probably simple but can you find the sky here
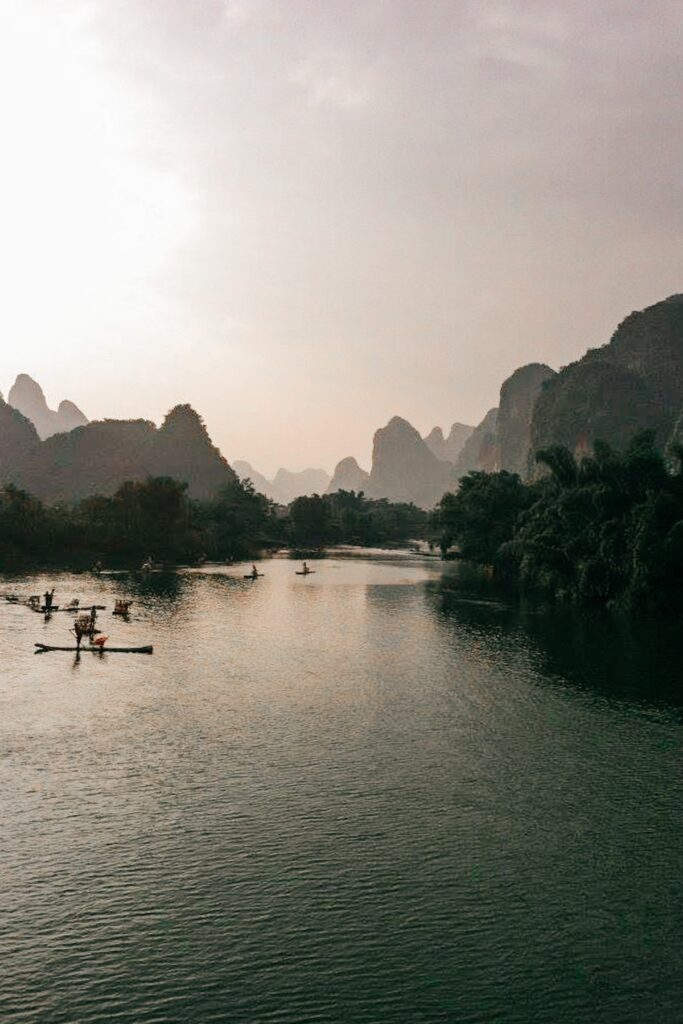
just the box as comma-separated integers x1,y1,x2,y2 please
0,0,681,475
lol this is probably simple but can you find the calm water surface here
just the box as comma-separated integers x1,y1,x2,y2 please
1,552,682,1023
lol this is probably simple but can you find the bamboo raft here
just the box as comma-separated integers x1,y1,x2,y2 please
35,643,153,655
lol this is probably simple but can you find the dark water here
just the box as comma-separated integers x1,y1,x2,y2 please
1,553,682,1023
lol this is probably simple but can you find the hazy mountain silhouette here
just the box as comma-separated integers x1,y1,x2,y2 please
232,461,273,496
1,404,236,503
8,374,88,439
454,408,499,479
326,457,369,494
233,462,331,504
366,416,452,508
423,423,474,463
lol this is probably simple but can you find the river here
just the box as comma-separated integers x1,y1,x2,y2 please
2,552,682,1023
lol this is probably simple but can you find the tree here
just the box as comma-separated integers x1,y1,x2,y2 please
435,471,531,565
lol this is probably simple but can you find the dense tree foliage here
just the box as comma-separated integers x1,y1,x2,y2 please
0,477,279,567
0,481,427,568
436,471,532,563
288,490,428,547
435,432,683,611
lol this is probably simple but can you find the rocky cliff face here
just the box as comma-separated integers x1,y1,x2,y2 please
4,405,236,504
423,422,474,463
8,374,88,439
530,295,683,460
326,457,369,494
366,416,452,508
454,408,499,479
497,363,556,476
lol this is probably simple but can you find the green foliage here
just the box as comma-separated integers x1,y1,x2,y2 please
435,432,683,611
287,490,428,547
0,478,426,568
201,478,279,559
434,471,532,565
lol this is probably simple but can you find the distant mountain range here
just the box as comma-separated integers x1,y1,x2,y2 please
3,295,682,509
8,374,88,439
233,463,331,505
0,390,235,503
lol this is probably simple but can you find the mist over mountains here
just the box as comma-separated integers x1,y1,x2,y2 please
232,463,331,506
8,374,88,439
3,295,683,509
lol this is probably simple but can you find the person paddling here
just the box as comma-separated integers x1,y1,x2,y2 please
302,561,309,575
251,564,258,578
44,588,55,612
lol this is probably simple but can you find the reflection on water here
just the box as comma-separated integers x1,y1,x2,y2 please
1,553,682,1024
434,570,683,714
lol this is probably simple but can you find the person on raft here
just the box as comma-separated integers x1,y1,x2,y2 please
302,562,309,574
251,564,258,577
73,617,89,650
44,588,55,611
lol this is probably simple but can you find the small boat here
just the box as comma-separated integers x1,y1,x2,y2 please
243,573,264,579
295,570,315,575
33,605,59,614
5,594,20,604
35,642,153,654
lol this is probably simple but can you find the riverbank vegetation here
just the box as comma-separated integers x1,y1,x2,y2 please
287,490,428,548
0,479,428,568
435,432,683,611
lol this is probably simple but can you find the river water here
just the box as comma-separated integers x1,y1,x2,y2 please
1,552,682,1023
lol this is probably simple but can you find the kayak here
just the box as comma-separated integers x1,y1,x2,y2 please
243,574,264,579
35,643,153,654
295,571,315,575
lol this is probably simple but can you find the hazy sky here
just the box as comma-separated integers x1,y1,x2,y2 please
0,0,681,474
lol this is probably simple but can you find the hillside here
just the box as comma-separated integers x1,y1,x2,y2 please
454,408,499,479
2,404,236,503
530,295,683,459
497,363,556,476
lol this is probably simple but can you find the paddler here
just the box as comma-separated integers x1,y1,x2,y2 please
251,564,258,578
89,605,98,639
44,588,55,611
302,561,309,575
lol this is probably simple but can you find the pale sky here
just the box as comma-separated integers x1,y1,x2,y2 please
0,0,681,475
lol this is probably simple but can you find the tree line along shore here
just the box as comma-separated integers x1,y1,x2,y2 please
434,431,683,613
0,477,429,568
